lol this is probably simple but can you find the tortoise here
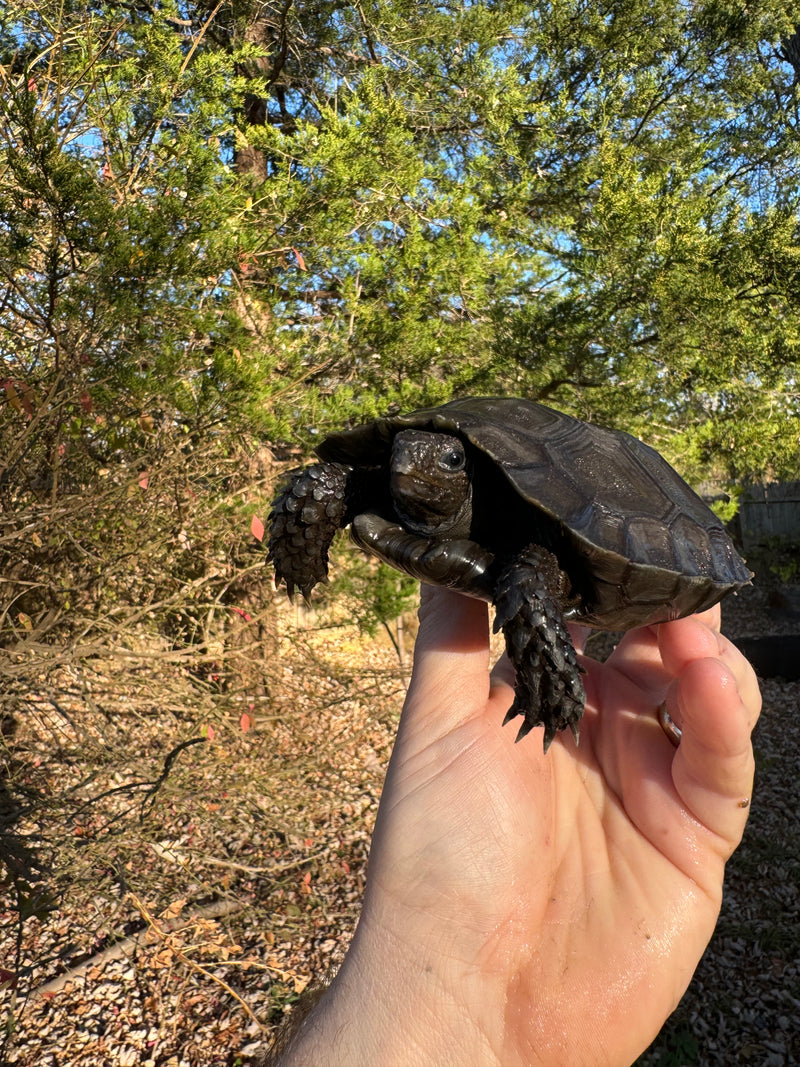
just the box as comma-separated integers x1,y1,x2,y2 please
268,397,751,750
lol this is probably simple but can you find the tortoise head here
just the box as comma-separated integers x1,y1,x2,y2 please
389,429,473,537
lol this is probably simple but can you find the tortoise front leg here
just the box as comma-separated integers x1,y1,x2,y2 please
493,545,585,751
351,512,496,600
268,463,349,600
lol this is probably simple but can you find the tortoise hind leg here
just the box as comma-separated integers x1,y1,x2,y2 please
493,545,585,751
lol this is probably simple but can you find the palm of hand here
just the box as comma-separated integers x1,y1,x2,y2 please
362,591,758,1067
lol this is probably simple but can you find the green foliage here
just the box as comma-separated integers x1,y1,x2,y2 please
327,542,418,640
0,4,270,478
245,0,800,479
742,537,800,584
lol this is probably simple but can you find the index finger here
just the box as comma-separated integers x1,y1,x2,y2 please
604,604,723,700
668,654,758,854
658,616,761,734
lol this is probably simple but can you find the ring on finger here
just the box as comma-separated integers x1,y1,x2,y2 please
657,702,682,748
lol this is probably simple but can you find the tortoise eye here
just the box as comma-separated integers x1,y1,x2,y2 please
438,447,465,472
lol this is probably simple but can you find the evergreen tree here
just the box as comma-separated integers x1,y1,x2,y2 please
1,0,798,555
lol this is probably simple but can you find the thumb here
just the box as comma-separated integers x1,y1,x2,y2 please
398,585,492,746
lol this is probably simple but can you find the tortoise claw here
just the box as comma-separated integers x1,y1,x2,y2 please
506,709,581,750
502,707,518,728
542,722,558,753
515,718,535,744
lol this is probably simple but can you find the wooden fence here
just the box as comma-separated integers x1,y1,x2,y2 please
739,481,800,549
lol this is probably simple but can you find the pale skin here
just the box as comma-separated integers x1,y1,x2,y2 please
276,586,760,1067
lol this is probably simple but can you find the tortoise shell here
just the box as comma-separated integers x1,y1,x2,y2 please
317,396,751,630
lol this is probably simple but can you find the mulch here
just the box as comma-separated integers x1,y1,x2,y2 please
1,614,401,1067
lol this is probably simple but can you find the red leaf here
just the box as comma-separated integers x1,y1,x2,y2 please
206,724,215,741
292,247,307,271
138,473,149,490
239,712,251,733
79,391,92,413
250,514,265,542
230,606,252,622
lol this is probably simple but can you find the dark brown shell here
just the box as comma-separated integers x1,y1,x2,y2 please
317,397,751,630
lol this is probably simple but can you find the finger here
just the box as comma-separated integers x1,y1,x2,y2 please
414,584,490,661
603,623,670,697
400,586,492,742
567,622,591,654
669,655,757,854
658,617,761,733
607,606,724,701
690,602,721,633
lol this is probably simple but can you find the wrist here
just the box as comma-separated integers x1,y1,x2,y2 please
276,906,501,1067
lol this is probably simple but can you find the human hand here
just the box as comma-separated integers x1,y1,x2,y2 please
278,585,760,1067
